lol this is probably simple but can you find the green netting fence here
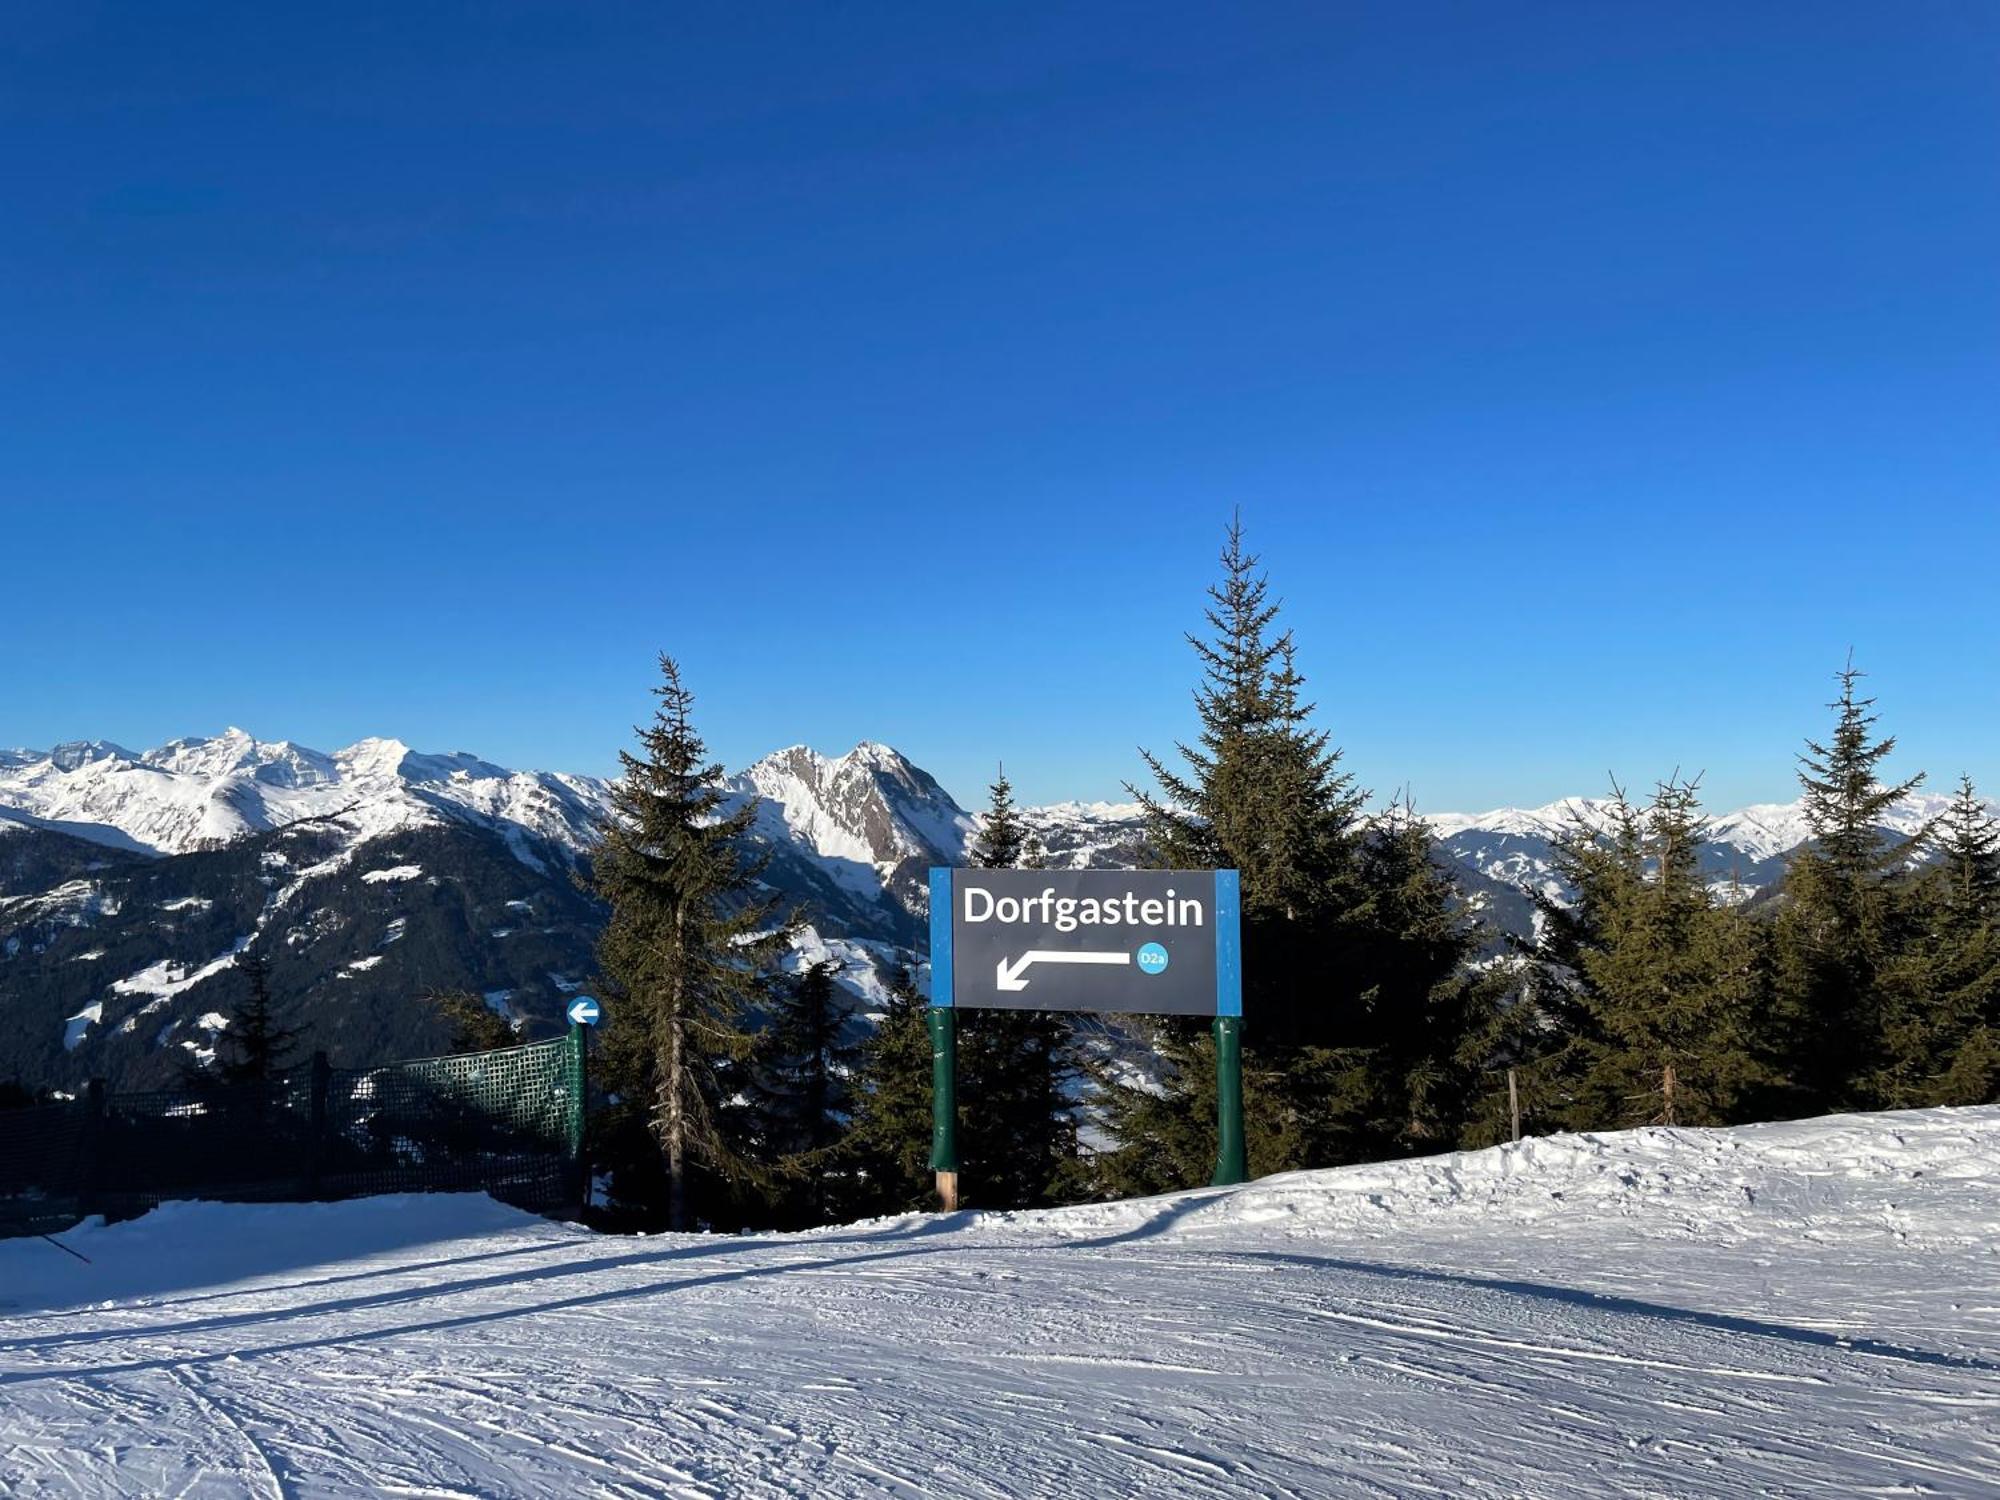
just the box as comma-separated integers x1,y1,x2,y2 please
0,1030,586,1241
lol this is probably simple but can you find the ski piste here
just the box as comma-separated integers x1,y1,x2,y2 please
5,1104,1995,1497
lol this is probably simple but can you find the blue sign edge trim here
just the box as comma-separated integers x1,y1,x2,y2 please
1214,869,1242,1018
928,866,954,1008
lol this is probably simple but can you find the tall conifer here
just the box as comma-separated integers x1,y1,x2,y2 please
592,655,793,1230
1773,664,1925,1110
753,958,859,1224
1881,777,2000,1105
1515,780,1770,1131
844,965,938,1214
210,950,304,1087
1097,518,1481,1194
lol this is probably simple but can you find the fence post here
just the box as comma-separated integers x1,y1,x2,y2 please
79,1078,106,1219
568,1021,589,1215
307,1051,330,1198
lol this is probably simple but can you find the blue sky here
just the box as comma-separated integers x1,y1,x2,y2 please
3,3,1995,811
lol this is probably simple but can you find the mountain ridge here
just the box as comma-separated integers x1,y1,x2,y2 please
5,726,1954,867
3,728,1976,1092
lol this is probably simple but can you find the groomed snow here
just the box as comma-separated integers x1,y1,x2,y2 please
3,1106,1997,1496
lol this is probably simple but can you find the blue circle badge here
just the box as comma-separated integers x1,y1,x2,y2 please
1136,942,1170,976
567,996,602,1026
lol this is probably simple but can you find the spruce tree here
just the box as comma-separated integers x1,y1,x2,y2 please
1325,801,1492,1152
1773,664,1925,1111
844,964,939,1215
1881,777,2000,1106
212,950,304,1088
1514,780,1772,1132
591,654,794,1231
958,765,1078,1208
1097,518,1401,1196
1131,522,1363,1045
1589,779,1769,1126
1505,789,1650,1128
1936,775,2000,924
753,958,860,1224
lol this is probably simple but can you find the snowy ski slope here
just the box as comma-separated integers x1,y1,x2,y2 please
3,1106,1997,1497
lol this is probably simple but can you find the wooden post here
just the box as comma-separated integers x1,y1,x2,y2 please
1507,1067,1522,1144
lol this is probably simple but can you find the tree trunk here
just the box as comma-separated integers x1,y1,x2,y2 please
1661,1061,1677,1127
665,1015,685,1231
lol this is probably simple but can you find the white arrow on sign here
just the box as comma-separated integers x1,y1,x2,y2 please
995,949,1130,992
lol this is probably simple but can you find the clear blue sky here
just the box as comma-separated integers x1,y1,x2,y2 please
3,3,1995,812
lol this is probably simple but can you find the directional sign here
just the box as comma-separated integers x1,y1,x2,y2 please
930,868,1240,1017
566,996,601,1027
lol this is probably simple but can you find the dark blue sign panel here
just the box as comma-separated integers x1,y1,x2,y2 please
929,868,1241,1017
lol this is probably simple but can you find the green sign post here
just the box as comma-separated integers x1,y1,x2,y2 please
928,867,1245,1208
926,1006,960,1209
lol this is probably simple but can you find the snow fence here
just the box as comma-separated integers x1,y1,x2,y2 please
0,1031,586,1238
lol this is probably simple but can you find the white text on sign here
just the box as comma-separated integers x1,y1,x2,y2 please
962,886,1206,931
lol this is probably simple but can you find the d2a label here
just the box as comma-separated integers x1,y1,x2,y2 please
929,867,1240,1018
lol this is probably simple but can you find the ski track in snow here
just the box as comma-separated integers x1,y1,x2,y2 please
3,1109,1999,1498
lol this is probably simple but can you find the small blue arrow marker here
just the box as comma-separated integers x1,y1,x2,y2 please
566,996,601,1026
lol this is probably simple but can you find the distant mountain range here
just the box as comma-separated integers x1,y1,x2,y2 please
0,729,1961,1093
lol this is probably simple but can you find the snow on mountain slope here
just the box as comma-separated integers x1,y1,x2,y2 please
0,730,613,859
730,742,976,891
6,727,1980,968
4,1104,1996,1496
1426,788,1967,918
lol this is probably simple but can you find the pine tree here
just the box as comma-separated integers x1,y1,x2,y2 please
591,654,794,1231
753,958,860,1224
212,950,304,1088
958,765,1078,1208
844,964,939,1215
1773,664,1926,1111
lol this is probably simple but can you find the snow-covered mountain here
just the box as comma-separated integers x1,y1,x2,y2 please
7,728,1973,915
0,729,610,860
1424,789,1959,931
4,728,1969,934
4,726,1974,1091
